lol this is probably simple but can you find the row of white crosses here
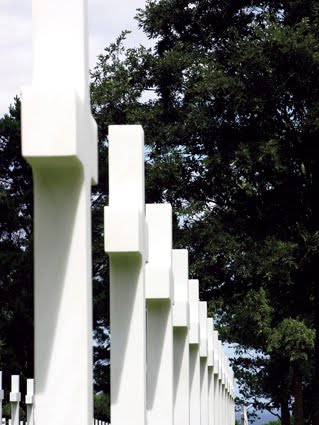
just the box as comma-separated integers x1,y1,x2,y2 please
0,371,110,425
0,373,119,425
0,372,108,425
0,373,34,425
104,126,236,425
20,1,235,425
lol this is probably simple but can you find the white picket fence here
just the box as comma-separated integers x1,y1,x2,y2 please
18,0,236,424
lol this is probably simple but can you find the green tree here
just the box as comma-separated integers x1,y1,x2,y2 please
94,392,110,422
268,319,315,425
2,2,319,423
90,1,319,423
0,98,33,386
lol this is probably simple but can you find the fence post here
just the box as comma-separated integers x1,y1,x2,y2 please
172,249,190,425
25,379,34,425
199,302,208,425
189,280,200,425
145,203,174,425
104,125,146,425
10,376,20,425
21,1,98,424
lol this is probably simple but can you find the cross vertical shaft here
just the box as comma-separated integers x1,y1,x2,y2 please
172,249,190,425
104,125,146,425
21,1,98,424
145,204,174,425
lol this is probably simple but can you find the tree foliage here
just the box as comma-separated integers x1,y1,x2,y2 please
90,1,319,422
0,98,33,387
1,1,319,423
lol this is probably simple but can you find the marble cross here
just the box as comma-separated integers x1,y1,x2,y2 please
189,280,200,425
145,203,174,425
172,249,190,425
104,125,146,425
21,1,98,424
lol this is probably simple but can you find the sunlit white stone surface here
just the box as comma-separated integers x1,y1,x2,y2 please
146,204,174,425
189,280,200,425
105,125,146,425
21,2,97,424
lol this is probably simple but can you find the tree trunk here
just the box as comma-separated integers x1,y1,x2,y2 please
292,361,304,425
310,165,319,425
280,393,290,425
312,280,319,425
280,357,291,425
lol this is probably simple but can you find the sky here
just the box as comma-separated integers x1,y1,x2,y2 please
0,0,151,117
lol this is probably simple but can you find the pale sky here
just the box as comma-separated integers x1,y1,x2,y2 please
0,0,150,117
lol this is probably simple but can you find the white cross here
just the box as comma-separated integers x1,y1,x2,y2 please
172,249,190,425
22,0,97,183
200,302,209,425
104,125,147,425
189,280,201,425
145,203,174,425
21,1,98,424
